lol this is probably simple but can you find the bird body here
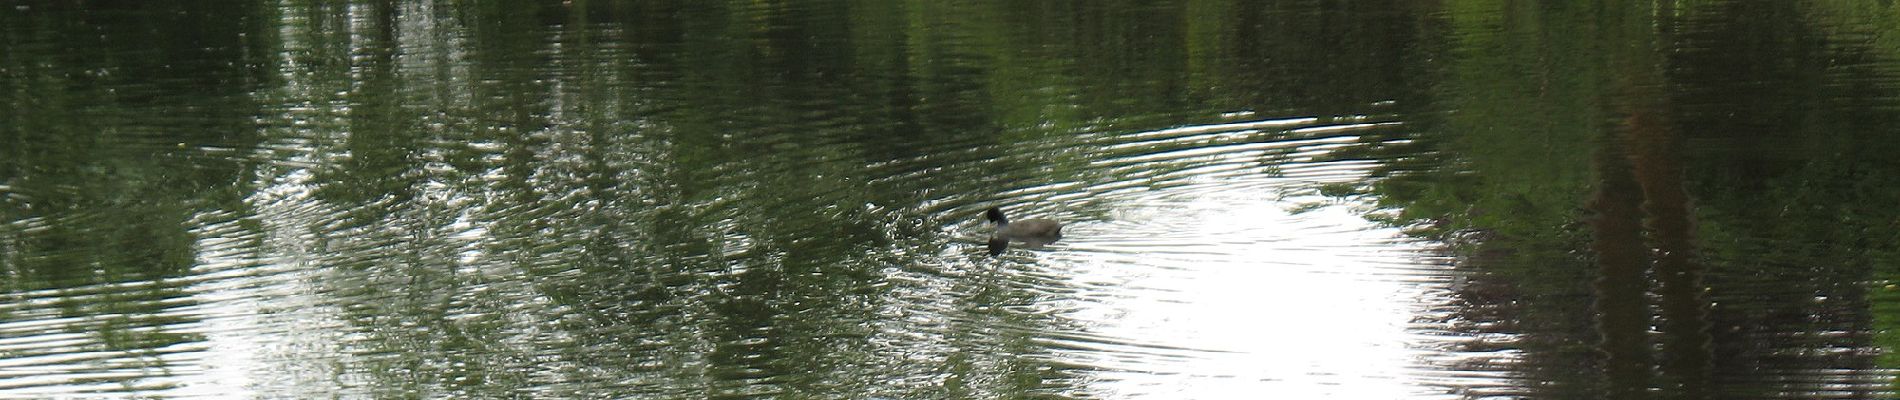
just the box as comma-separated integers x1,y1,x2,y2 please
986,207,1062,256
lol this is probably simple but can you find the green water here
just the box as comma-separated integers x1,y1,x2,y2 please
4,0,1900,398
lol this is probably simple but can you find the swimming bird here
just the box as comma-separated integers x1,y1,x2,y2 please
986,206,1063,256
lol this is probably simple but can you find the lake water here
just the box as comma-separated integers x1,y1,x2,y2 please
5,0,1900,398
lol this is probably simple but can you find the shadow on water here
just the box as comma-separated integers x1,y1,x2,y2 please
1340,0,1900,398
6,0,1900,399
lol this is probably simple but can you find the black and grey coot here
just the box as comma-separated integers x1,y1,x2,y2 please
986,207,1063,256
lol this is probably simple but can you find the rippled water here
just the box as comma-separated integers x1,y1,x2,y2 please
7,0,1900,398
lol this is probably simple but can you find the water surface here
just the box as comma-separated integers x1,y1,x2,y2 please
5,0,1900,398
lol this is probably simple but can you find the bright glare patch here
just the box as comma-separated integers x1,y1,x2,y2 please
1047,181,1446,398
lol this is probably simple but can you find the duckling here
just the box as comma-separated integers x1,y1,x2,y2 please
986,206,1063,256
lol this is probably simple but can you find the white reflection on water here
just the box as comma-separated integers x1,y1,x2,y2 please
178,193,350,398
1033,127,1461,398
1057,197,1448,397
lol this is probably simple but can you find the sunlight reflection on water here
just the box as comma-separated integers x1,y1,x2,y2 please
1038,138,1459,398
